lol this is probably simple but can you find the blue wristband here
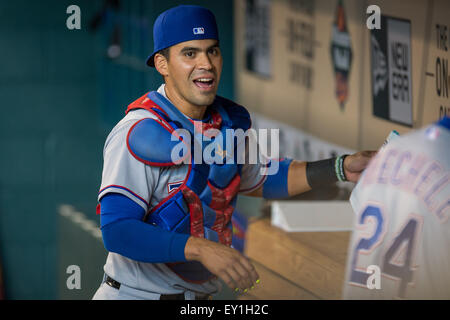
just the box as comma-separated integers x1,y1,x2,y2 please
262,158,293,199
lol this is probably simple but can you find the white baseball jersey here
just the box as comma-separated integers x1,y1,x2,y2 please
94,84,267,298
343,122,450,299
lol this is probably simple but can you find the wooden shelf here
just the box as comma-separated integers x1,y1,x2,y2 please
239,218,351,300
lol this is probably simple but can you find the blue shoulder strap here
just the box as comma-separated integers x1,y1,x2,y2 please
148,91,196,134
148,91,235,131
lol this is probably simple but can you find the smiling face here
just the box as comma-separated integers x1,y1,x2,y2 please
154,39,223,118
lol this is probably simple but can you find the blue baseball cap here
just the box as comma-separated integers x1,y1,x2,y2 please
146,5,219,67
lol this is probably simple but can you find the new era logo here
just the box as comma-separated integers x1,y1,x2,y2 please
193,27,205,35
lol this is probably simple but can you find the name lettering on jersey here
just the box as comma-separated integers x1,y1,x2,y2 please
167,181,183,194
361,148,450,223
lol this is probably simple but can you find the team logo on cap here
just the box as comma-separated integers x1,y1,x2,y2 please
193,27,205,35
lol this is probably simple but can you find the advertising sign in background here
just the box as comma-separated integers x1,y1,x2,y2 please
371,16,413,126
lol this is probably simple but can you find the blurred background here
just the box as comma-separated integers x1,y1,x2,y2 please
0,0,448,299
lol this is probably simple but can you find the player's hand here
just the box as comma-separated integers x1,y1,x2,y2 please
343,150,377,182
184,236,259,292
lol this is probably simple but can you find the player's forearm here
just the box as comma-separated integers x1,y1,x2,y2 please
100,193,190,263
287,157,346,195
255,152,374,199
102,218,190,263
249,157,343,199
184,235,260,291
245,160,310,198
287,160,311,196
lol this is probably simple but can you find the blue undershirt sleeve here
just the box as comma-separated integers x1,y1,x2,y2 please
99,193,190,263
262,158,293,199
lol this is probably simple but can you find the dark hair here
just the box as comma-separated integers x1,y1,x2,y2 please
158,47,170,62
156,47,170,81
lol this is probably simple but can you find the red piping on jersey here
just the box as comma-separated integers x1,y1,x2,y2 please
126,115,190,167
238,158,272,193
239,173,266,193
126,93,170,119
126,118,176,167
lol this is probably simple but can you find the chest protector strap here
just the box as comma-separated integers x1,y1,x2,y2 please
126,91,250,283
